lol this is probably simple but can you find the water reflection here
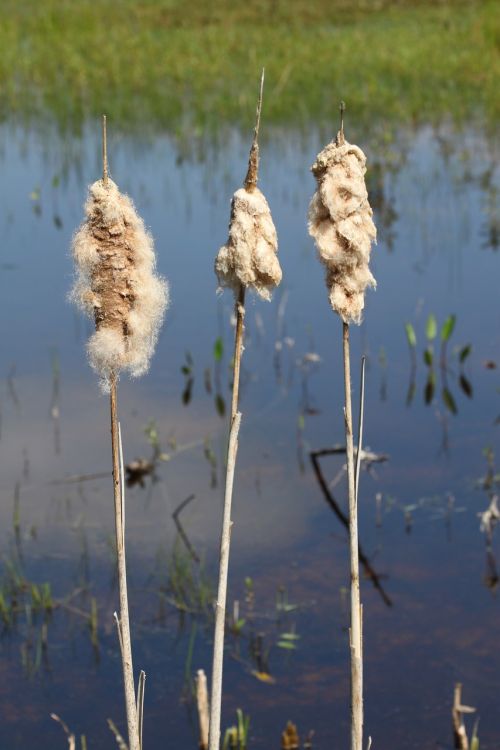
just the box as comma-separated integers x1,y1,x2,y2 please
0,123,498,747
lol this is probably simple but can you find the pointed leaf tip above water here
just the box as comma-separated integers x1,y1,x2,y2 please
426,314,437,341
405,323,417,349
441,314,456,342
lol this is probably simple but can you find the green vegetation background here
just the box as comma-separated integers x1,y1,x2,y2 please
1,0,498,132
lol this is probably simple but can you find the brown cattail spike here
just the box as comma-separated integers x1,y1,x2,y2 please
71,173,168,389
244,68,265,192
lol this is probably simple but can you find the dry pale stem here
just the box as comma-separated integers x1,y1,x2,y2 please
231,286,246,418
452,683,476,750
208,284,246,750
343,323,363,750
110,375,140,750
196,669,210,750
208,410,242,750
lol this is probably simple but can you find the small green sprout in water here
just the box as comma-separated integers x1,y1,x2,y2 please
164,540,214,617
425,313,437,341
204,436,218,489
181,351,195,405
213,337,224,362
405,313,472,415
277,628,301,650
471,719,480,750
404,322,417,350
440,314,456,343
230,599,246,635
88,597,98,649
223,709,250,750
276,585,298,614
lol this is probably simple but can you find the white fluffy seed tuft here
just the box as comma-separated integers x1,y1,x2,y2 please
308,136,377,324
215,187,282,301
70,178,168,390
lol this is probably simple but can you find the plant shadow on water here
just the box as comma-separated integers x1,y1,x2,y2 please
0,123,498,748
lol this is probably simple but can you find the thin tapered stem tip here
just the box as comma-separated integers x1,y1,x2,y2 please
102,114,108,185
244,71,266,190
338,100,346,144
256,68,265,135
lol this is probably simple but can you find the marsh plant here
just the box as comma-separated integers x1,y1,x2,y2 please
209,70,282,750
70,116,168,750
308,104,377,750
404,314,472,413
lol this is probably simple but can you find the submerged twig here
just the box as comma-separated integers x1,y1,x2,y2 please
310,450,392,608
51,713,76,750
172,494,200,563
108,718,129,750
452,683,476,750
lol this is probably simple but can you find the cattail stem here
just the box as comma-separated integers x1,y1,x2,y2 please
110,373,140,750
209,72,276,750
231,285,246,418
342,322,363,750
209,285,245,750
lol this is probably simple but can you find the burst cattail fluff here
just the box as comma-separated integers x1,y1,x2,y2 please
71,178,168,389
308,135,376,324
215,186,282,301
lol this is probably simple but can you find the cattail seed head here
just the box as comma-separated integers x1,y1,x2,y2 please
308,134,377,324
71,178,168,390
215,186,282,301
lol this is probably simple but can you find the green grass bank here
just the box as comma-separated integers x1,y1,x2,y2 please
0,0,498,133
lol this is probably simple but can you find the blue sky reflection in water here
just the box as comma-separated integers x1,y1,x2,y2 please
0,125,498,749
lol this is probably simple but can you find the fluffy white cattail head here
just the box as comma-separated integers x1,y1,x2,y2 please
71,178,168,390
215,186,282,301
214,70,282,302
308,133,377,324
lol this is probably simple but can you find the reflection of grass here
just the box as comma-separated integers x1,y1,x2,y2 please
0,0,497,131
165,540,214,617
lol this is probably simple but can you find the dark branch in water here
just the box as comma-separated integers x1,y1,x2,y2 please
172,494,200,564
310,449,393,607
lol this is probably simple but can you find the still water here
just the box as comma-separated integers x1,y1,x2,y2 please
0,124,498,749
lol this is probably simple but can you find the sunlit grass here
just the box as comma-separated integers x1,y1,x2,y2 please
0,0,498,132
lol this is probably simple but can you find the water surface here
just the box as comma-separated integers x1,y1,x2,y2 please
0,124,498,749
